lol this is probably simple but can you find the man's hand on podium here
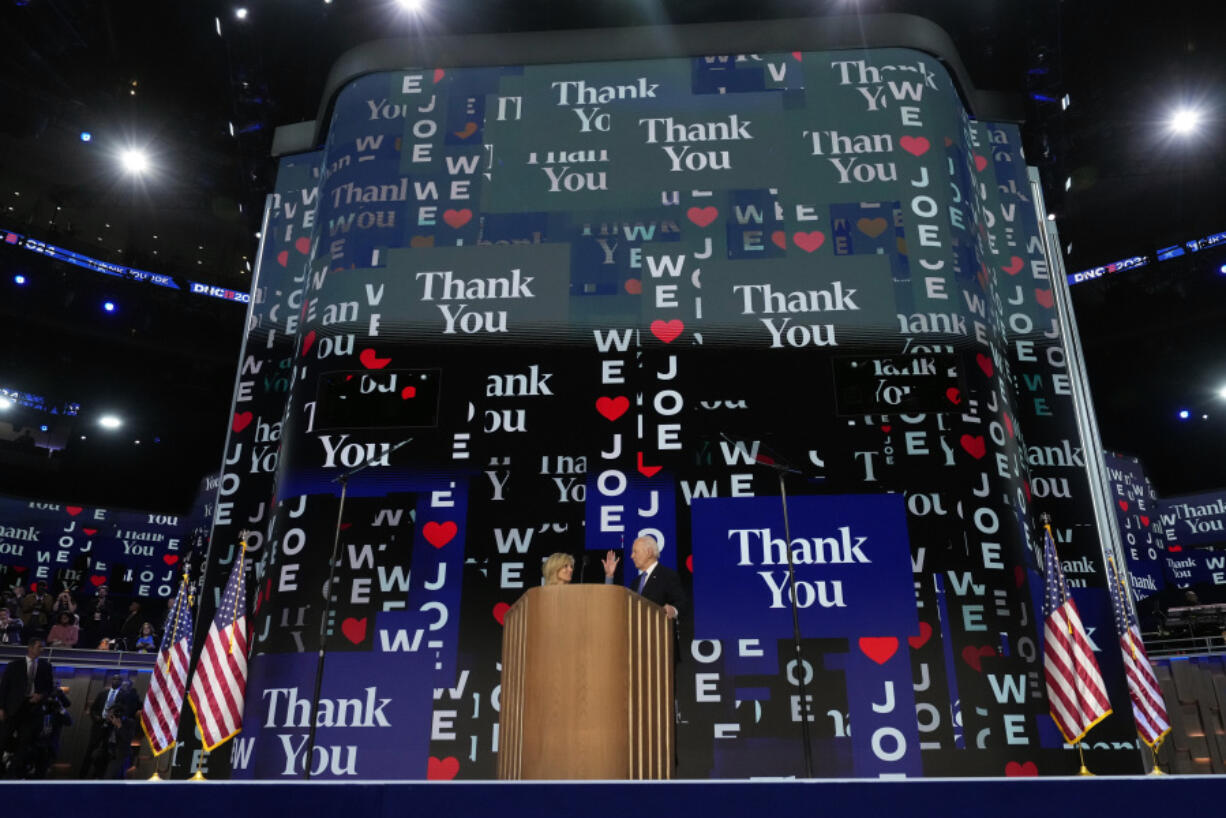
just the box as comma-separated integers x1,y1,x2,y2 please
663,604,678,620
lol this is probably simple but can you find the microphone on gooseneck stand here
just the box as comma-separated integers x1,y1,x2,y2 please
579,553,589,584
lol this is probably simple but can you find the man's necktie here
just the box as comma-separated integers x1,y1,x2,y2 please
637,571,648,594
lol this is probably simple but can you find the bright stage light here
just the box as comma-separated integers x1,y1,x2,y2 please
0,398,12,411
235,7,249,20
1218,385,1226,400
99,415,123,429
1178,409,1191,420
119,148,150,175
80,131,92,143
1169,107,1203,135
13,274,26,285
103,301,116,313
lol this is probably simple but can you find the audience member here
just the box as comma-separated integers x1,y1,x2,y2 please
52,588,76,617
134,621,157,652
19,582,53,639
80,585,113,649
116,600,142,649
45,612,79,648
0,609,21,645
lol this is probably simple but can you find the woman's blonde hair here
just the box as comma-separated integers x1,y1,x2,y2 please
542,553,575,585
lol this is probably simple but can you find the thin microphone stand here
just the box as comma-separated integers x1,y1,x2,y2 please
722,434,815,778
302,436,412,779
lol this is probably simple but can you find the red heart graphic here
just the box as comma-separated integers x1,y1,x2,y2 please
428,756,460,780
686,206,718,227
454,122,478,140
302,330,316,355
770,230,787,249
974,155,989,172
295,237,311,255
624,279,642,294
976,353,994,377
89,575,106,586
908,622,933,649
946,387,961,405
859,637,899,665
83,528,98,536
1005,761,1038,777
1118,500,1129,512
276,250,289,267
1023,480,1031,501
423,521,457,548
360,348,391,369
433,69,445,83
1170,545,1183,552
595,396,629,421
443,209,472,228
960,434,986,459
686,554,693,573
961,645,996,672
792,231,825,253
637,451,662,478
66,506,83,517
232,412,254,433
401,386,417,400
899,136,930,156
163,554,179,566
1002,256,1024,275
341,617,367,644
791,51,803,61
492,602,510,626
1140,515,1150,527
1014,565,1026,588
881,425,891,433
1004,414,1014,438
1034,289,1054,309
650,319,684,344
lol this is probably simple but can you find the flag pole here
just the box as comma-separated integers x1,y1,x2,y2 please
1148,735,1166,775
190,752,209,781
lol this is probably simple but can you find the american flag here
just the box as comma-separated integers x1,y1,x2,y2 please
188,547,250,751
1106,556,1170,747
139,571,193,756
1042,525,1112,743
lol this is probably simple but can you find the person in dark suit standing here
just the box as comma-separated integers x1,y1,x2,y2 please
78,674,122,776
0,637,55,775
603,536,689,622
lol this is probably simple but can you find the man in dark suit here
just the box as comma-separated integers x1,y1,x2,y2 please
0,637,54,774
78,674,122,776
603,536,690,622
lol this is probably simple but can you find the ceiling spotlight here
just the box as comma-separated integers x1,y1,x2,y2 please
39,425,48,432
235,7,248,20
119,148,150,175
1169,107,1203,135
1178,409,1191,420
134,440,141,445
0,398,12,411
1046,213,1056,221
396,0,425,11
1218,263,1226,275
14,274,26,285
99,415,123,430
1218,385,1226,400
80,131,92,143
103,301,116,313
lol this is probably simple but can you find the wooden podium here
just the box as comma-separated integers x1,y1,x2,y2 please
497,584,675,780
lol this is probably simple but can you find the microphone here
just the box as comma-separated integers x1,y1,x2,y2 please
579,553,589,584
